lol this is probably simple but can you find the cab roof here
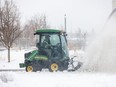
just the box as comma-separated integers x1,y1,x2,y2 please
34,29,64,34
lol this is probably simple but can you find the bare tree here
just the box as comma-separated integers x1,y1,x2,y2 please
30,15,49,30
76,28,87,50
20,15,50,47
0,0,21,62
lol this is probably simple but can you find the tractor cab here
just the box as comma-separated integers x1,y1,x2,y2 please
34,29,69,60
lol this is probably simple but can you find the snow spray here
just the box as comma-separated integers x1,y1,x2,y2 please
82,9,116,72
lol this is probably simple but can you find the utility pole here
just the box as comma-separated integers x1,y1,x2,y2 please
64,14,67,32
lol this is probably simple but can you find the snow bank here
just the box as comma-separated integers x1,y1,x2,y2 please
0,72,14,83
82,15,116,72
0,49,34,69
0,72,16,87
1,72,116,87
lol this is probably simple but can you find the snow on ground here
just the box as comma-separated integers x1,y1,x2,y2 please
0,48,35,69
1,72,116,87
0,48,116,87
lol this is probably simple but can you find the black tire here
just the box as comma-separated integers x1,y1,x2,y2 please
36,63,42,71
25,62,42,72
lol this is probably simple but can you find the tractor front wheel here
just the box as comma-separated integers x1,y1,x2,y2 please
26,65,34,72
26,62,42,72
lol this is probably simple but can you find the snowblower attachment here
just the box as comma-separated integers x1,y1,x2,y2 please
68,56,83,72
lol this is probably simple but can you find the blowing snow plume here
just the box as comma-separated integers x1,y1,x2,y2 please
82,9,116,73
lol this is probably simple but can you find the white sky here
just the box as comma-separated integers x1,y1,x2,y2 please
16,0,112,32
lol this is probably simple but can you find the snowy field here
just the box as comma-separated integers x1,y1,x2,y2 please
0,48,116,87
1,72,116,87
0,48,33,69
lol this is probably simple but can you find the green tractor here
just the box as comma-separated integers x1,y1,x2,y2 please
19,29,82,72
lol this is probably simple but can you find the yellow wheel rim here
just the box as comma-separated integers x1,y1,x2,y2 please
51,63,58,71
27,66,33,72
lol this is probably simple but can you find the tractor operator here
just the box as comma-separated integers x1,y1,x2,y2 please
41,35,52,58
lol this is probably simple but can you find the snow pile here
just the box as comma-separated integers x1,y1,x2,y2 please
0,49,34,69
1,72,116,87
82,15,116,72
0,72,14,83
0,72,16,87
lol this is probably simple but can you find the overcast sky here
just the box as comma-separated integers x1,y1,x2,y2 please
16,0,112,32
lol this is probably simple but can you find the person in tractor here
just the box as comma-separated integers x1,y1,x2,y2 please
42,35,51,49
41,35,52,58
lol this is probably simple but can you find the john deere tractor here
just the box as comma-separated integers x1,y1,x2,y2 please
19,29,71,72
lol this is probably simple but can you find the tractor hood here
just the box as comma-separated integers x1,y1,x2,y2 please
25,50,48,61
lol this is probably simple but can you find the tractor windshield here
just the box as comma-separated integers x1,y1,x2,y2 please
50,34,60,45
40,34,60,46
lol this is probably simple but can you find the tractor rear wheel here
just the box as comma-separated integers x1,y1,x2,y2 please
49,63,59,72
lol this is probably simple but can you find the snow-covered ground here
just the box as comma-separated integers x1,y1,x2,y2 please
1,72,116,87
0,48,116,87
0,48,33,69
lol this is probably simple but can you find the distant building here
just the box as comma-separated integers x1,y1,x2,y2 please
112,0,116,18
113,0,116,9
